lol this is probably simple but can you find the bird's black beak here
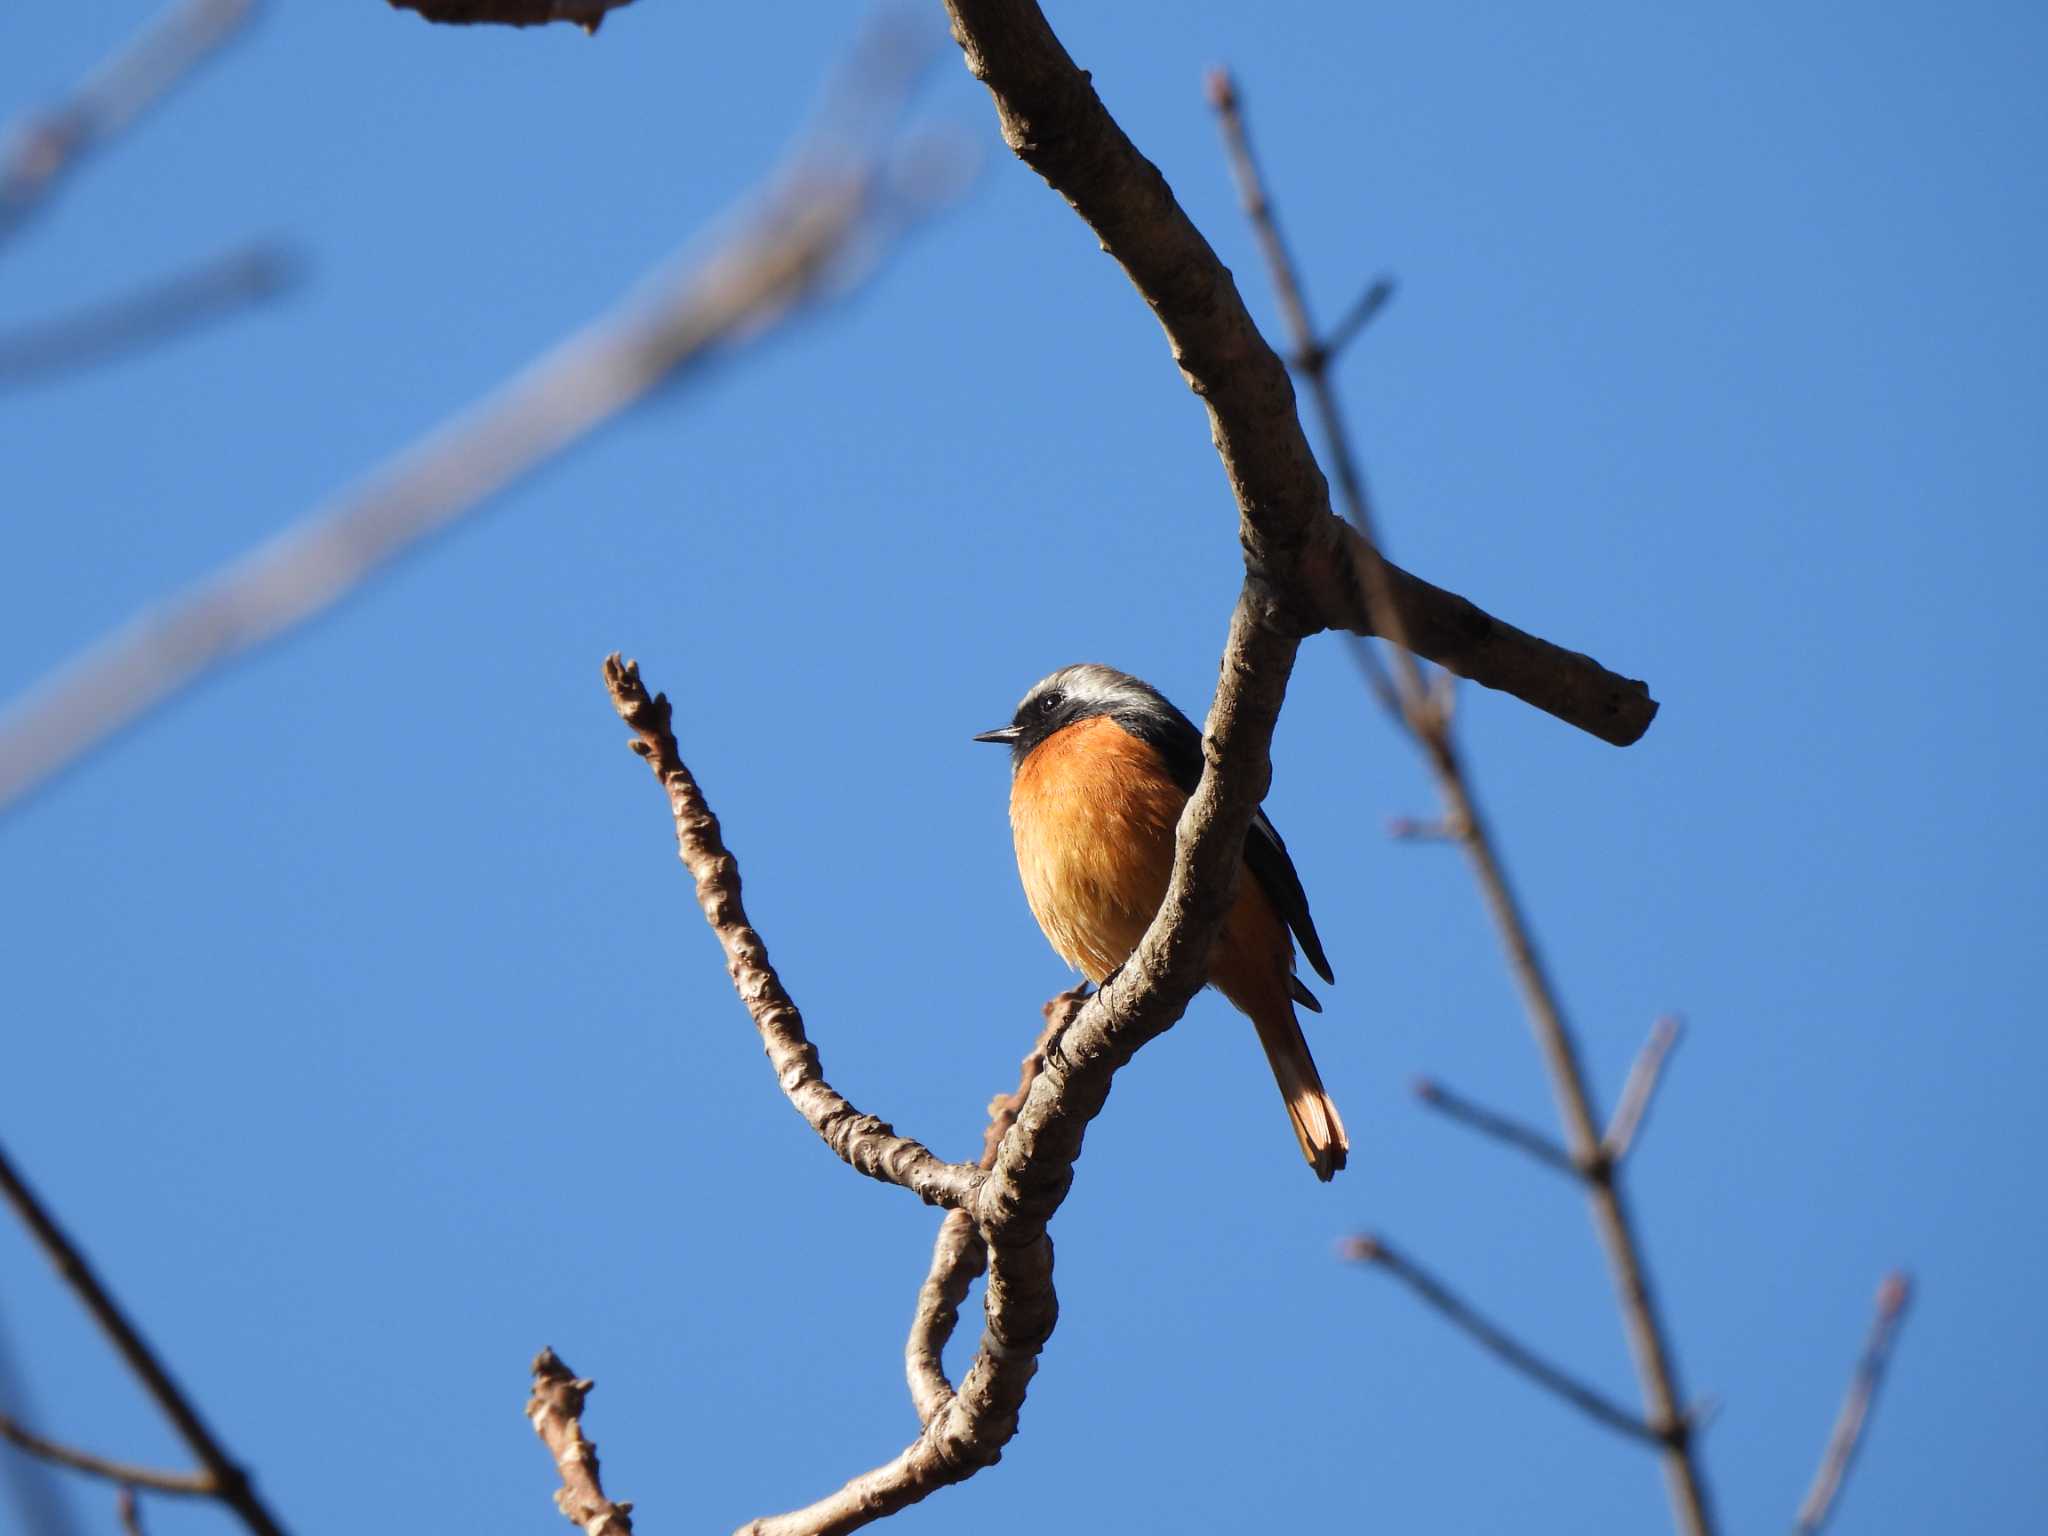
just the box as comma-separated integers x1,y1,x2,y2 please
973,725,1022,745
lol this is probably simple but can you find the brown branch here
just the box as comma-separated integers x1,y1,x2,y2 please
1604,1016,1683,1163
0,1417,211,1496
0,0,259,247
0,1141,286,1536
1211,74,1714,1536
603,657,984,1211
906,989,1076,1426
936,5,1653,743
1412,1077,1578,1179
607,596,1297,1535
0,242,299,392
1794,1273,1912,1535
387,0,633,29
0,21,952,817
118,1487,145,1536
1342,1234,1662,1448
527,1351,634,1536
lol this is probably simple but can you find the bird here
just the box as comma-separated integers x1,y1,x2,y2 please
974,663,1348,1180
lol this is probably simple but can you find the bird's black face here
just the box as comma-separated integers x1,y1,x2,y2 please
973,663,1196,772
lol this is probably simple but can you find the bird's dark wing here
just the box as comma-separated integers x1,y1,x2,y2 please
1245,806,1335,986
1118,694,1335,989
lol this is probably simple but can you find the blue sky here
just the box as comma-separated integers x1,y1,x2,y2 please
2,2,2043,1533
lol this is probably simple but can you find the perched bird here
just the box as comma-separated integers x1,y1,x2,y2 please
975,663,1348,1180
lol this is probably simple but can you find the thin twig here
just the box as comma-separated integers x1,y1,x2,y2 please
0,1141,285,1536
0,241,299,391
1412,1078,1578,1179
1794,1273,1912,1535
0,21,952,816
1320,275,1395,364
526,1351,634,1536
0,1417,211,1496
603,656,984,1211
1211,73,1716,1536
0,0,260,247
1342,1234,1662,1447
1604,1016,1683,1162
118,1488,146,1536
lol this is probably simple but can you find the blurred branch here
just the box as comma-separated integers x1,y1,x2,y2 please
0,1140,286,1536
602,588,1298,1533
1210,72,1714,1536
118,1488,146,1536
603,656,985,1212
0,17,956,817
527,1351,634,1536
387,0,634,30
1412,1077,1578,1178
0,1417,211,1496
1604,1016,1682,1162
0,241,298,391
940,1,1656,746
0,0,260,248
1794,1273,1912,1535
1341,1234,1662,1447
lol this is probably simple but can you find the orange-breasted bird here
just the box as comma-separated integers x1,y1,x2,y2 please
975,663,1348,1180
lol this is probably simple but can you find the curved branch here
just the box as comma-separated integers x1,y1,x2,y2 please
601,592,1298,1535
603,657,984,1212
906,989,1073,1426
0,1417,212,1496
939,0,1655,746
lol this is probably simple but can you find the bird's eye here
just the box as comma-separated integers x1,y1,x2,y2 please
1037,690,1064,716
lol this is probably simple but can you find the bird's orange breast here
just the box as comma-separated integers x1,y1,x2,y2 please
1008,716,1293,1014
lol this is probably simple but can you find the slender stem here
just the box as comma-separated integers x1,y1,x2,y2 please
1794,1274,1912,1534
0,1417,211,1496
1211,73,1715,1536
0,242,299,391
0,1142,286,1536
1605,1016,1683,1162
1412,1078,1578,1178
1342,1235,1661,1446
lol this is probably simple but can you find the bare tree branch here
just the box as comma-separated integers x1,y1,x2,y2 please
1341,1234,1662,1447
940,3,1656,747
1604,1016,1683,1163
387,0,633,30
602,592,1299,1534
1412,1077,1579,1178
603,656,985,1211
1320,275,1395,367
0,1417,211,1496
118,1487,146,1536
1210,73,1715,1536
527,1351,634,1536
1794,1273,1912,1535
0,1140,286,1536
0,21,952,817
0,241,299,391
907,989,1075,1426
0,0,260,248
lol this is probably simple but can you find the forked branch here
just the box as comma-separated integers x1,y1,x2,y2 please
597,594,1298,1533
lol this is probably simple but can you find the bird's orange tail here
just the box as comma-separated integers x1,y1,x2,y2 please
1250,1005,1349,1181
